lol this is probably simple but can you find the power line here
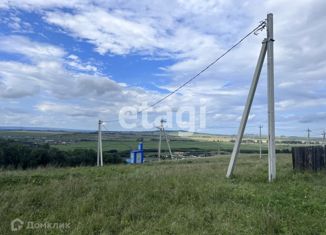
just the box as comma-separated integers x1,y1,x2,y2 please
142,21,266,112
104,20,267,123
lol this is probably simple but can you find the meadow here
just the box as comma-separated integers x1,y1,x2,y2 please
1,154,326,234
0,130,293,154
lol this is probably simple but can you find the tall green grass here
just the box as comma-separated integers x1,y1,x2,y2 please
1,154,325,234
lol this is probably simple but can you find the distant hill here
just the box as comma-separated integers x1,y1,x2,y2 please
0,126,91,132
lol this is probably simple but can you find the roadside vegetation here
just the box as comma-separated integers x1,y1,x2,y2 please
1,131,325,234
0,131,293,169
0,139,125,169
1,155,326,234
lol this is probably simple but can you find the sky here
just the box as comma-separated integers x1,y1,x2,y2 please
0,0,325,137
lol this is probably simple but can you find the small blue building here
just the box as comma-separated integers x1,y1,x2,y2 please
128,142,144,164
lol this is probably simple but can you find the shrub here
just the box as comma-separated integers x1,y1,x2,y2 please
0,140,124,169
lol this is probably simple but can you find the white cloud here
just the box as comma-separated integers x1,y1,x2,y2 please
0,13,33,32
0,35,160,129
0,35,65,60
0,0,326,134
35,102,97,117
0,0,89,10
45,9,158,55
277,98,326,110
66,54,97,72
43,5,227,77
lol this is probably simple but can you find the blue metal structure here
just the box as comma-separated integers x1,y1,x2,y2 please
128,142,144,164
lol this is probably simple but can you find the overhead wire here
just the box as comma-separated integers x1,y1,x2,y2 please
103,20,267,124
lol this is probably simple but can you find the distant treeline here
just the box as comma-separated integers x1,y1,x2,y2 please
0,139,126,169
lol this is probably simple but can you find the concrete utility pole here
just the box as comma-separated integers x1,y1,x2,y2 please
158,124,162,161
97,120,103,166
259,125,263,159
226,13,276,182
306,128,312,145
226,38,267,177
322,131,326,145
267,13,276,182
163,128,173,158
157,119,173,160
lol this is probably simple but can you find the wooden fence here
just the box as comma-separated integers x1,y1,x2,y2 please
292,146,326,171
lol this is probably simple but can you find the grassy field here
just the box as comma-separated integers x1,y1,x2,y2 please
0,130,292,154
54,139,292,154
54,138,249,152
53,135,292,153
1,154,326,234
